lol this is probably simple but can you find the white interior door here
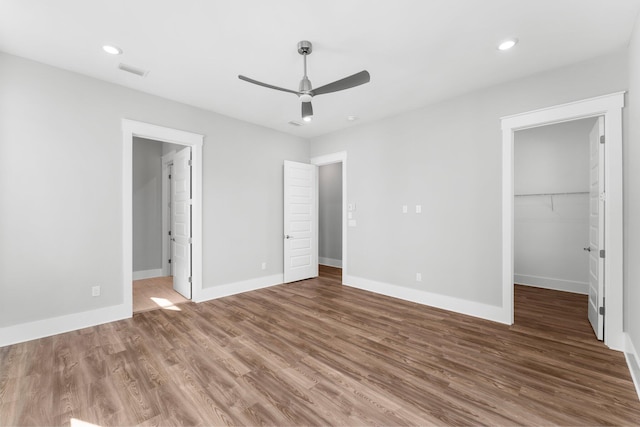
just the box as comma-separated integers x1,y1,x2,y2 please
172,146,192,298
587,117,605,340
284,160,318,283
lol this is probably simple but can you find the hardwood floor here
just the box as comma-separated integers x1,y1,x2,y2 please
2,267,639,426
132,276,189,314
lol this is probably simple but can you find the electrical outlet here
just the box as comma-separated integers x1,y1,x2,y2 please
402,205,408,214
416,273,422,282
92,286,101,297
261,262,267,270
416,205,422,214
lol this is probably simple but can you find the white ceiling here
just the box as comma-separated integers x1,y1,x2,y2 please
1,0,639,138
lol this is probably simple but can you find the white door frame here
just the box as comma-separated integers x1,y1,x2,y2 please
122,119,204,312
311,151,347,279
161,151,176,277
501,92,625,350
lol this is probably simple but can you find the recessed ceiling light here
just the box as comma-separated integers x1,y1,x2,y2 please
498,39,518,51
102,45,122,55
347,115,359,122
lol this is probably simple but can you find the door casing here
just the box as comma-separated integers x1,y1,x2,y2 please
311,152,348,280
501,92,624,350
122,119,203,314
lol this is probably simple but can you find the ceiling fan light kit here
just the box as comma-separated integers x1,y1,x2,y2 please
238,40,370,122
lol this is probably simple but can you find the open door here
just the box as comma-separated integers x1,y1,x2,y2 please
587,117,605,340
284,160,318,283
172,146,192,299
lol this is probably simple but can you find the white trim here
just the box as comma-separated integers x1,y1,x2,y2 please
319,257,343,268
514,275,588,295
194,274,284,303
161,151,176,277
123,119,204,313
311,152,347,279
501,92,625,350
0,304,129,348
132,269,164,281
344,275,509,324
625,334,640,400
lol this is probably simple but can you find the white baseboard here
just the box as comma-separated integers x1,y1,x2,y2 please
319,257,342,268
194,274,284,303
132,268,163,280
625,333,640,400
0,304,130,348
343,275,510,325
514,274,588,295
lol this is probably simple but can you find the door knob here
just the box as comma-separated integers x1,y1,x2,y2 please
583,246,592,252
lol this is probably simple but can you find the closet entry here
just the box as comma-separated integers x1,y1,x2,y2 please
513,116,604,340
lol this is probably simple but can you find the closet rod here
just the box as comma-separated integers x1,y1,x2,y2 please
514,191,589,197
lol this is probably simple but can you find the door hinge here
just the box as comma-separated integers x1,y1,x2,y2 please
169,174,172,179
600,249,605,258
188,276,192,283
188,159,192,167
188,237,193,244
168,230,172,236
168,259,171,264
600,135,605,144
599,192,606,201
599,306,605,315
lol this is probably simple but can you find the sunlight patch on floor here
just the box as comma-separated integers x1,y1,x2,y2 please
151,296,182,311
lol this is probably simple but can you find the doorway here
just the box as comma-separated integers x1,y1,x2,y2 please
513,117,600,338
318,162,343,281
122,119,204,315
132,138,192,312
501,92,624,350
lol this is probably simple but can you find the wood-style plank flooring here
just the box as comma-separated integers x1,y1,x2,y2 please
133,276,188,314
2,266,639,426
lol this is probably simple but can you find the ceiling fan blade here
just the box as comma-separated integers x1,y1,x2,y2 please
312,70,370,96
302,101,313,119
238,75,300,95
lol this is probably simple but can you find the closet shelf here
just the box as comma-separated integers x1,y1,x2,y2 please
514,191,589,197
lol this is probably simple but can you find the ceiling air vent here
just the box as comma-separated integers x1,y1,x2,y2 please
288,121,303,127
118,63,148,77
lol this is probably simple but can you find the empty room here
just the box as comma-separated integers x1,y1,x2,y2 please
2,1,640,425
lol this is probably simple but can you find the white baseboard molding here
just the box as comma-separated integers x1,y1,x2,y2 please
514,274,588,295
343,275,510,325
319,257,343,268
0,304,130,348
194,274,284,303
133,268,164,280
625,333,640,400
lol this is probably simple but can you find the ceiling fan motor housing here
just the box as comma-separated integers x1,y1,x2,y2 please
297,40,312,55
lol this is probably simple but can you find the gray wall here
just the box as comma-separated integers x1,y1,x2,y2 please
319,163,342,264
514,119,595,294
310,50,628,307
0,52,308,328
132,137,163,273
626,14,640,356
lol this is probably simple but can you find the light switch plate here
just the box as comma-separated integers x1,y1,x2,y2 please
402,205,408,214
416,205,422,213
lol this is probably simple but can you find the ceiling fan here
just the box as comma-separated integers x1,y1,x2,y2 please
238,40,370,122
